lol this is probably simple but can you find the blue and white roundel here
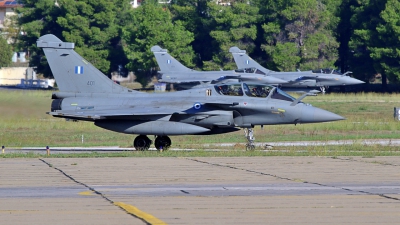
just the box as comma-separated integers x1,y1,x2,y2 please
193,102,202,110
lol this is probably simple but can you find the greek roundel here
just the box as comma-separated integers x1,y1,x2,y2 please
75,66,84,74
193,102,202,110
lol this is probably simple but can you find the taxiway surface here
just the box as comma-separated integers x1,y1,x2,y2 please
1,157,399,224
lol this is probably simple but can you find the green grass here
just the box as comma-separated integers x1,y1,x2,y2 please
1,144,400,158
1,90,400,156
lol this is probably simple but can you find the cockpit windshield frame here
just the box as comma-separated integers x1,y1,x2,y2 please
234,67,266,75
214,83,297,102
312,68,344,75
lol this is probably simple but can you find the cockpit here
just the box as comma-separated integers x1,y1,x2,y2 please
235,67,266,75
214,83,297,102
312,68,344,75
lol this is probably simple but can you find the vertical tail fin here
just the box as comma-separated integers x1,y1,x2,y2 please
229,47,273,74
37,34,131,93
151,46,192,72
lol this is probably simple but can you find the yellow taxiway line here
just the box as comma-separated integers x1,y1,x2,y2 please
114,202,167,225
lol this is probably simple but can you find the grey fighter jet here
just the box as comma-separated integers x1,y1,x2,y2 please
230,47,364,93
151,46,287,89
37,34,344,150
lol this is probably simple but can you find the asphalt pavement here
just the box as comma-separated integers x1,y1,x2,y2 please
1,156,400,224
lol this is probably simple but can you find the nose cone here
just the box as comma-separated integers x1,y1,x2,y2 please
300,106,345,123
343,76,365,85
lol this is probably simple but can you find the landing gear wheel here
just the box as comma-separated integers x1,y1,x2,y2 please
155,136,171,151
244,128,256,151
246,144,255,151
134,135,152,151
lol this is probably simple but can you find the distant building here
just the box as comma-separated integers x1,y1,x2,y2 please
0,0,22,29
216,1,231,6
130,0,240,8
215,1,250,6
130,0,142,8
0,67,55,89
130,0,173,8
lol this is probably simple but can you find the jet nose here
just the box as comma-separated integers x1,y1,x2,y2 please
344,77,365,85
262,76,288,85
300,106,345,123
313,107,345,122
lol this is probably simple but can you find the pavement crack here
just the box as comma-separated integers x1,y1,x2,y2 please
38,158,151,225
180,190,190,194
332,156,400,166
187,158,400,202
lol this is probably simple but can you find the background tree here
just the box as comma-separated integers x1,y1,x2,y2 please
336,0,356,74
258,0,339,71
170,0,214,69
348,0,386,85
0,35,13,67
16,0,64,77
121,2,195,87
369,0,400,84
205,1,260,70
13,0,399,91
2,14,20,52
16,0,132,78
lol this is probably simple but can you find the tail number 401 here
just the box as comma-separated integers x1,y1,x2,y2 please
87,81,95,86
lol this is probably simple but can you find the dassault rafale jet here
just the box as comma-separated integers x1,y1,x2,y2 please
230,47,364,93
151,46,288,89
37,34,344,150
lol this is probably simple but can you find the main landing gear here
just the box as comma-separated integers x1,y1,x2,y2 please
154,136,171,151
133,135,152,151
133,135,171,151
244,128,255,151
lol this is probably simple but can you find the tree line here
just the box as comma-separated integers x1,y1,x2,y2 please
1,0,399,87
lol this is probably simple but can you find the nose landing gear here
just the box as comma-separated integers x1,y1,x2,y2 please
319,86,328,94
244,128,255,151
